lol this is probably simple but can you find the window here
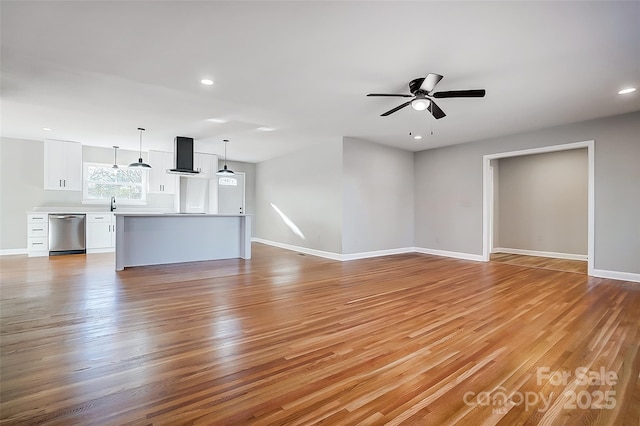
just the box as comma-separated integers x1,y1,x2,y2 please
218,177,237,186
83,162,147,204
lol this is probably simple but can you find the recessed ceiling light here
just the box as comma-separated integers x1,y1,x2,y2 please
414,135,422,140
201,79,214,86
618,87,636,95
207,118,228,123
42,127,52,131
257,127,275,131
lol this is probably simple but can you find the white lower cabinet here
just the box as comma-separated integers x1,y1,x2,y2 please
27,214,49,257
86,213,115,253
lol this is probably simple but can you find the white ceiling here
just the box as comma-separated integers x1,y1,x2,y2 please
1,1,639,163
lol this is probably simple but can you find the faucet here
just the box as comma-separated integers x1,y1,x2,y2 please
110,196,116,212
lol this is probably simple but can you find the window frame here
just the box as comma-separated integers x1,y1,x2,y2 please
82,162,148,205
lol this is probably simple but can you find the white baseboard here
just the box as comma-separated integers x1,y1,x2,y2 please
0,248,28,256
252,238,415,262
252,239,638,282
86,248,115,254
413,247,485,262
341,247,415,261
592,269,640,283
493,247,587,261
252,238,343,261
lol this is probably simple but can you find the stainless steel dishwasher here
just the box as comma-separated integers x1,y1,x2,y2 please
48,214,86,255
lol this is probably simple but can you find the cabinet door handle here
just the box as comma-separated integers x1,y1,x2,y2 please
96,216,103,219
108,225,111,232
33,242,43,245
59,179,62,187
33,228,43,231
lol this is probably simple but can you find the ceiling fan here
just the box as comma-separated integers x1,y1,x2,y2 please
367,73,485,119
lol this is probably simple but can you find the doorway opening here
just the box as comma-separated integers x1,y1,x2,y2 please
482,140,594,276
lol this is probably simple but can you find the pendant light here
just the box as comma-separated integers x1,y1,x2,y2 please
216,139,234,176
128,127,151,168
112,146,119,169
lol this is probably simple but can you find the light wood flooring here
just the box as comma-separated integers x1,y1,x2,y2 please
491,252,588,274
1,243,639,425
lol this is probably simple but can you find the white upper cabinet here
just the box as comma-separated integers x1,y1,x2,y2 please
194,153,217,176
148,150,177,194
44,140,82,191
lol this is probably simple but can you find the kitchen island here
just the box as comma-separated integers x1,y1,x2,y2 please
114,213,251,271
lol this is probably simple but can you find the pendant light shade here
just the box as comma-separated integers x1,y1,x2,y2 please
216,139,235,176
112,146,119,169
128,127,151,168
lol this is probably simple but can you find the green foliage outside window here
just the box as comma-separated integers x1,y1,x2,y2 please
85,164,145,201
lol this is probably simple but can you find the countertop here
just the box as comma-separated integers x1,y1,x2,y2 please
114,213,250,217
29,207,174,214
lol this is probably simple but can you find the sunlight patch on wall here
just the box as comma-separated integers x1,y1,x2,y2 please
270,203,306,240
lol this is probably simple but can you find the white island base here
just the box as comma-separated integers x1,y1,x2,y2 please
114,214,251,271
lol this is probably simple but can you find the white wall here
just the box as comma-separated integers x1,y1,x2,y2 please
342,137,414,254
255,138,344,253
497,149,588,255
414,111,640,274
490,159,500,250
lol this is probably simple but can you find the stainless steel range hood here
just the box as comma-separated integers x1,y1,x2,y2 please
167,136,200,175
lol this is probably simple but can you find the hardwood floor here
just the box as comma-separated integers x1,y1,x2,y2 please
491,252,588,274
1,243,639,425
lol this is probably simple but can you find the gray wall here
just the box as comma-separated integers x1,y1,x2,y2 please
342,137,414,254
255,138,343,253
0,138,143,249
1,137,251,250
414,111,640,274
497,149,588,255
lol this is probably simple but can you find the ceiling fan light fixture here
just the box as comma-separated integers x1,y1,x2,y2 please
411,98,430,111
128,128,152,168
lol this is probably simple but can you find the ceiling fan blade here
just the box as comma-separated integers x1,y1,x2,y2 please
367,93,413,97
381,101,412,116
419,73,444,93
432,89,486,98
427,100,446,119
